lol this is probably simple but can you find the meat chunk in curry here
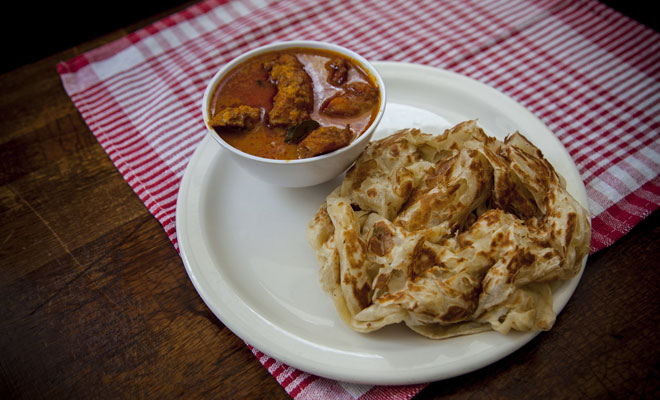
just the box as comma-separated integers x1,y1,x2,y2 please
210,105,261,129
321,82,379,117
325,57,349,86
266,54,314,127
297,125,354,158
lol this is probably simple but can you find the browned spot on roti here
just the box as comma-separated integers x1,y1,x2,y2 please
368,221,395,257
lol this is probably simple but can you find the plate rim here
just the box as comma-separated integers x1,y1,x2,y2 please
176,61,589,385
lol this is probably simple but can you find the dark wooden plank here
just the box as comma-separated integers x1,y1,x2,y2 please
1,214,288,399
0,6,289,398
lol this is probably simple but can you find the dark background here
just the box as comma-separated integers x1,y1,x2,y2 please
1,1,658,74
2,1,192,74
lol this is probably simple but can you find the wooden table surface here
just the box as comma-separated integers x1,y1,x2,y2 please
1,2,659,399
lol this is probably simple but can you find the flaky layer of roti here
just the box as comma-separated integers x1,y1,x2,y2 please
307,121,591,339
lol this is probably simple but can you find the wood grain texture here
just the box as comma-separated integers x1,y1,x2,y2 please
1,2,658,399
0,4,289,399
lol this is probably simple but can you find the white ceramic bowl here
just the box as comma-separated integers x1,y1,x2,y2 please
201,40,386,187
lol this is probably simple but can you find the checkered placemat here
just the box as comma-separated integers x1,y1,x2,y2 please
58,0,660,398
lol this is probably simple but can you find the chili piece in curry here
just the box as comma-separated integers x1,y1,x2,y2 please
209,48,380,160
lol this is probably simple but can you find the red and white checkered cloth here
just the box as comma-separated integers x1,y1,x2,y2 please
58,0,660,398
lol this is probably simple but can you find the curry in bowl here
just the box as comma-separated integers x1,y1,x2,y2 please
209,47,381,160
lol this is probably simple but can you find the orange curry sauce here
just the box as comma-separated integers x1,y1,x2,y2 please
210,48,380,160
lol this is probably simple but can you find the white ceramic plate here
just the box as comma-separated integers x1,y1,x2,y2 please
176,62,589,385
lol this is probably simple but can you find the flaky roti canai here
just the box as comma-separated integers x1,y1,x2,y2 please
307,121,590,339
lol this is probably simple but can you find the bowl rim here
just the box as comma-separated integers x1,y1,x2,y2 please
201,40,387,164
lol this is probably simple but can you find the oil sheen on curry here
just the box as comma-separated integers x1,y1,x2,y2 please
209,48,381,160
